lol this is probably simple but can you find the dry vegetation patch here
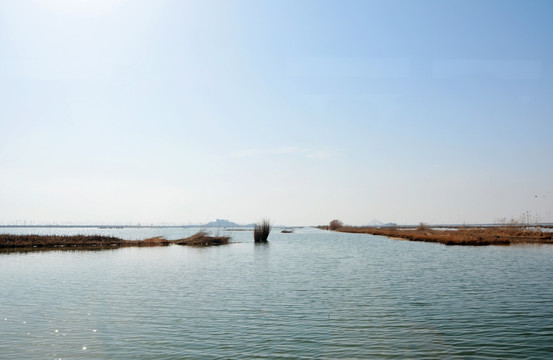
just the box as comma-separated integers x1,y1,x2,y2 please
0,232,232,252
335,225,553,246
0,234,130,249
142,236,171,246
172,231,231,247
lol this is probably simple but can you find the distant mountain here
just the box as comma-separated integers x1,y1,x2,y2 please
203,219,254,228
363,219,396,227
365,219,383,226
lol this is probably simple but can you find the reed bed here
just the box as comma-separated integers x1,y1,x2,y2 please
334,225,553,246
254,219,271,243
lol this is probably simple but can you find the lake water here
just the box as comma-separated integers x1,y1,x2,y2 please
1,227,553,359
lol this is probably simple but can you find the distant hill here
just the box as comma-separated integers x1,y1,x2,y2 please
203,219,254,228
363,219,397,227
365,219,383,226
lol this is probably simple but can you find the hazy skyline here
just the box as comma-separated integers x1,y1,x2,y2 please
1,0,552,226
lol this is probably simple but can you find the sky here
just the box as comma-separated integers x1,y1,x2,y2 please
0,0,552,226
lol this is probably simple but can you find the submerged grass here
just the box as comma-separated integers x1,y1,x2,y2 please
334,224,553,246
254,219,271,243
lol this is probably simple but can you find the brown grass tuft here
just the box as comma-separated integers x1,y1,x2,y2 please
142,236,170,246
173,231,230,247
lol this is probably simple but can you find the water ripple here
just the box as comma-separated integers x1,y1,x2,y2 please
1,228,553,359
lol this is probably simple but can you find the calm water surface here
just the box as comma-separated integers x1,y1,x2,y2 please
1,227,552,359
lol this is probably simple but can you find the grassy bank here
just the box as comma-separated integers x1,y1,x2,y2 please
333,225,553,246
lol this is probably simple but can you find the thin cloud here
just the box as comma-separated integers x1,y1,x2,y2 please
307,150,331,159
230,146,305,158
230,146,341,159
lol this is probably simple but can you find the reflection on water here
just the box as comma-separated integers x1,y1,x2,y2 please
1,227,553,359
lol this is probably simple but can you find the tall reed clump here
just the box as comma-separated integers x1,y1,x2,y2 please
254,219,271,243
417,222,430,231
329,219,344,230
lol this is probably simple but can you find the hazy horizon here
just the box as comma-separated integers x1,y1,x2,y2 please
1,0,552,226
2,217,552,228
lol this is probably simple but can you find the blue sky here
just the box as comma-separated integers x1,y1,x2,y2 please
0,0,552,225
